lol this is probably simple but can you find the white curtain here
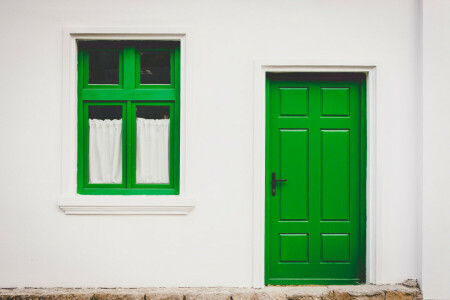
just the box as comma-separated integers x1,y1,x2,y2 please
89,119,122,184
136,118,170,184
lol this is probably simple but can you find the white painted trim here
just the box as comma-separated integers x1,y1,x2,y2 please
60,205,193,215
60,27,194,215
59,196,194,215
252,61,379,287
60,206,193,215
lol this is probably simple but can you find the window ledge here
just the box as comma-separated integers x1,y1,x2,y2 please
58,196,194,215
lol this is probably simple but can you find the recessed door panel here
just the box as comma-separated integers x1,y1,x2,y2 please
280,129,309,220
321,234,350,263
321,130,350,221
321,88,350,116
280,88,309,116
280,234,309,262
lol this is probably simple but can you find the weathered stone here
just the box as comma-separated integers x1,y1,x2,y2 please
323,291,352,300
352,295,384,300
145,291,184,300
259,287,285,299
92,291,145,300
0,289,42,300
0,285,423,300
253,290,286,300
401,279,419,289
0,296,40,300
285,286,327,300
40,293,93,300
185,291,231,300
287,295,320,300
251,291,270,300
384,284,421,300
413,293,423,300
328,285,385,298
231,291,258,300
32,289,92,300
383,285,418,294
385,291,414,300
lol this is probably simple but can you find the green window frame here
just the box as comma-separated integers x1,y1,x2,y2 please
77,41,180,195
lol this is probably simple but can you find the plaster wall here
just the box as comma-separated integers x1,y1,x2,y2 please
422,0,450,299
0,0,421,288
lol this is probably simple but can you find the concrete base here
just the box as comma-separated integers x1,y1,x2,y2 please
0,281,422,300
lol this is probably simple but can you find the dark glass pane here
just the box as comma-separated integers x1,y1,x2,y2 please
140,52,171,84
89,105,122,120
89,51,119,84
136,105,170,119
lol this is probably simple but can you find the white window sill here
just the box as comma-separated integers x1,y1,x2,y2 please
58,196,194,215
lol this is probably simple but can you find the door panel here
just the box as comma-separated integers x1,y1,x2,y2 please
266,74,366,285
280,88,309,116
280,129,309,221
321,130,350,221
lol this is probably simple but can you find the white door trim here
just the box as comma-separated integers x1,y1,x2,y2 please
252,61,379,287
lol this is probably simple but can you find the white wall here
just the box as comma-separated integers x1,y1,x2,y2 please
0,0,421,288
422,0,450,299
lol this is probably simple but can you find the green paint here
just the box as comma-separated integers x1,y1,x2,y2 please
265,73,367,285
322,88,350,116
321,234,350,262
77,42,180,195
279,129,308,220
280,88,309,116
280,234,309,262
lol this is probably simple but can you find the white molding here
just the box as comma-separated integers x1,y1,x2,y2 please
60,205,194,215
60,27,193,215
58,196,194,215
252,60,379,287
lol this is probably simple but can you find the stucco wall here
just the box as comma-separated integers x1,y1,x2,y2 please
0,0,421,289
422,0,450,299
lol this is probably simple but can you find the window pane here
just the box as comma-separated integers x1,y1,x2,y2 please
88,105,122,184
89,105,122,119
140,52,171,84
89,51,119,84
136,106,170,184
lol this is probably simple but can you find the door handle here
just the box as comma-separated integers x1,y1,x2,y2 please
272,172,287,196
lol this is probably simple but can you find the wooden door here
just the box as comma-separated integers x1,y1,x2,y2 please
265,73,366,285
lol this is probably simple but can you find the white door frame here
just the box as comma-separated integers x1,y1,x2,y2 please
252,60,379,287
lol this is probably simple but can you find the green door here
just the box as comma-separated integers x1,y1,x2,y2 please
265,73,366,285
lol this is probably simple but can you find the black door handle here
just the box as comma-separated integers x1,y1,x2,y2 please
272,172,287,196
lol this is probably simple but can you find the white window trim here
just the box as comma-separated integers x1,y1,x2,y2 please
251,61,379,287
59,27,194,215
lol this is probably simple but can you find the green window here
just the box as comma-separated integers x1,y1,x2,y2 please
77,41,180,195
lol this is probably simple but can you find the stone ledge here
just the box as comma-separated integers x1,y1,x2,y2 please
0,281,422,300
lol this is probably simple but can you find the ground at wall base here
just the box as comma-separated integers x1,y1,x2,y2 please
0,280,422,300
